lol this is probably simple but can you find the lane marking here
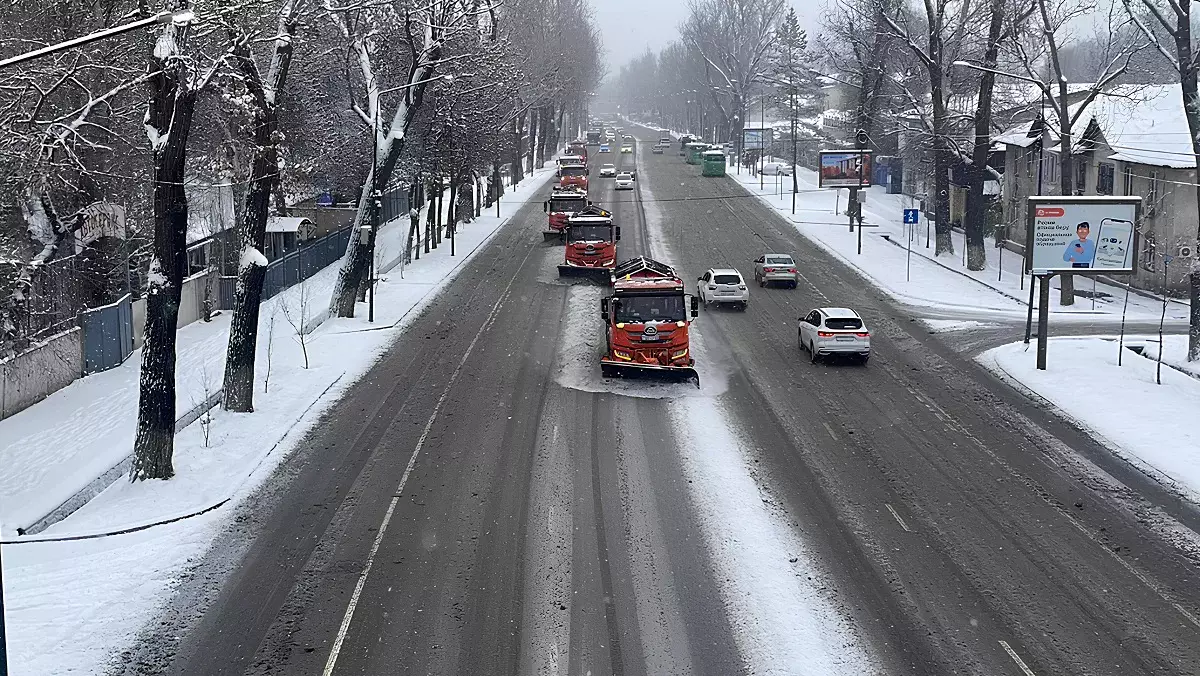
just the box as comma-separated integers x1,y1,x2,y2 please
823,422,838,440
998,640,1037,676
1174,603,1200,629
322,243,534,676
884,503,912,532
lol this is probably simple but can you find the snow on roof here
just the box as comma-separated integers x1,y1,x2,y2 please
266,216,313,233
995,84,1195,168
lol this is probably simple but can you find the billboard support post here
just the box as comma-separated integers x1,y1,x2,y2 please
1036,273,1052,370
1024,271,1037,345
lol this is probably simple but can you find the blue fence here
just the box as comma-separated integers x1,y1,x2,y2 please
218,225,352,311
81,294,133,374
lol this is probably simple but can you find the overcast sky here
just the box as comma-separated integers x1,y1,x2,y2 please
594,0,823,74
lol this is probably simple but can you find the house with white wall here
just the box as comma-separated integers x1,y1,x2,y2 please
997,84,1196,295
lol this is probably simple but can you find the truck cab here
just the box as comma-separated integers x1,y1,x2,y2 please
558,163,589,191
543,188,589,239
558,205,618,279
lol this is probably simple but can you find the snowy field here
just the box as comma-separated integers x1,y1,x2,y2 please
0,166,556,676
981,337,1200,501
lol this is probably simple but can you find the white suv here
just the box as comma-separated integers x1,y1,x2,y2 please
697,269,749,310
798,307,871,363
615,172,635,189
599,163,617,177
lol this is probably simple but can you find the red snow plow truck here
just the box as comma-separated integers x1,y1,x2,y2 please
558,205,618,282
558,162,589,191
600,257,700,387
543,187,589,240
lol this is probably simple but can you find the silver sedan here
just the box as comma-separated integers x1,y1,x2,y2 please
753,254,799,288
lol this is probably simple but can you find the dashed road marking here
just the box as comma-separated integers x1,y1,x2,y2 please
885,503,912,532
322,242,533,676
998,640,1037,676
823,422,838,440
1174,603,1200,629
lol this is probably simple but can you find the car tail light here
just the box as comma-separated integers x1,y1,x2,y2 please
738,285,747,290
788,268,797,273
763,267,774,273
708,285,716,291
855,332,870,338
818,331,835,338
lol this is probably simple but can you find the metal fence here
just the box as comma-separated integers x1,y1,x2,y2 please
5,255,86,349
380,187,410,224
81,294,133,374
218,225,352,311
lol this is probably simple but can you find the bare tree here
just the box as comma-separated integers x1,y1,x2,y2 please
221,0,303,413
766,8,822,197
132,4,225,482
281,274,310,369
682,0,786,152
326,0,498,318
1122,0,1200,360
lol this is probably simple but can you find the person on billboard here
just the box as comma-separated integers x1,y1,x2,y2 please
1062,221,1096,268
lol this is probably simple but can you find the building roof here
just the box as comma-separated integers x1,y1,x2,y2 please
266,216,314,233
995,84,1195,169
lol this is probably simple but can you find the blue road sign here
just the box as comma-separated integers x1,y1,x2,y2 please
903,208,919,224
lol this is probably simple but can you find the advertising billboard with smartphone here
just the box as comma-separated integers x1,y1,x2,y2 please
1025,196,1140,274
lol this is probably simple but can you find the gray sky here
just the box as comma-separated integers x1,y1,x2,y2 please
594,0,823,74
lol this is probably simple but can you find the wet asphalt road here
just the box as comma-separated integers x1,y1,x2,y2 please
134,128,1200,676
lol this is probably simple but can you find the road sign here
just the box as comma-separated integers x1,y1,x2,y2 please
1164,255,1174,265
903,208,919,224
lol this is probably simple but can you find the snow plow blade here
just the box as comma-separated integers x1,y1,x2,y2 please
600,361,701,388
558,265,612,283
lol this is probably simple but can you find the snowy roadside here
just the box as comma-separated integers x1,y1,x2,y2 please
980,337,1200,503
728,165,1188,324
1,165,557,676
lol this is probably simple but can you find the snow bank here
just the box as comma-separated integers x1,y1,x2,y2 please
981,337,1200,501
668,396,877,675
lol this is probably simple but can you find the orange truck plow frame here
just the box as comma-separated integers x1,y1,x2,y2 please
600,257,700,387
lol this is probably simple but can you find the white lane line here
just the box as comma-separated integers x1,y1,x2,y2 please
322,245,531,676
1174,603,1200,629
884,503,912,532
822,422,838,440
998,640,1038,676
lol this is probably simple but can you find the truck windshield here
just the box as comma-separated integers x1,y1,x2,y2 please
567,225,611,242
614,295,686,323
551,198,587,212
561,166,587,177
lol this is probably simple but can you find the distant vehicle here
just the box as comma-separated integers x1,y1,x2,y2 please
659,136,672,146
599,163,617,177
697,268,749,310
620,144,633,154
599,144,611,153
651,144,664,154
798,307,870,363
586,129,602,144
753,254,799,288
623,135,634,142
761,161,794,176
615,172,635,190
558,163,589,191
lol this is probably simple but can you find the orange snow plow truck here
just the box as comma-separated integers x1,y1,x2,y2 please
543,187,589,240
558,161,588,191
558,205,618,282
600,256,700,387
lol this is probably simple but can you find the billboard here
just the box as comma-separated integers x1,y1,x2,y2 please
1025,196,1140,274
818,150,872,188
742,128,770,150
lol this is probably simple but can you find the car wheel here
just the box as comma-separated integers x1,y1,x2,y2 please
798,331,805,350
790,280,798,289
740,301,748,311
860,354,870,365
810,341,819,364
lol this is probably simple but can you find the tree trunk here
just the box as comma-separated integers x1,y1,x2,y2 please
133,63,198,481
925,11,954,257
965,0,1004,272
222,29,293,413
511,113,525,184
426,182,435,253
1058,83,1076,305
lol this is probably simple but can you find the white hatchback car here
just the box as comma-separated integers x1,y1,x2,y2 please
599,163,617,178
697,268,749,310
615,172,635,190
761,161,794,176
798,307,871,363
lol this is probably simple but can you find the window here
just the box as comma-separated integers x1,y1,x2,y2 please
613,295,686,323
766,256,794,265
1076,159,1087,192
1141,231,1156,271
825,317,863,330
1044,152,1059,184
1098,162,1115,195
1122,164,1135,195
713,274,742,285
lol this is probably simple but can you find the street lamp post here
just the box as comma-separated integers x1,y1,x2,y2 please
0,9,194,70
